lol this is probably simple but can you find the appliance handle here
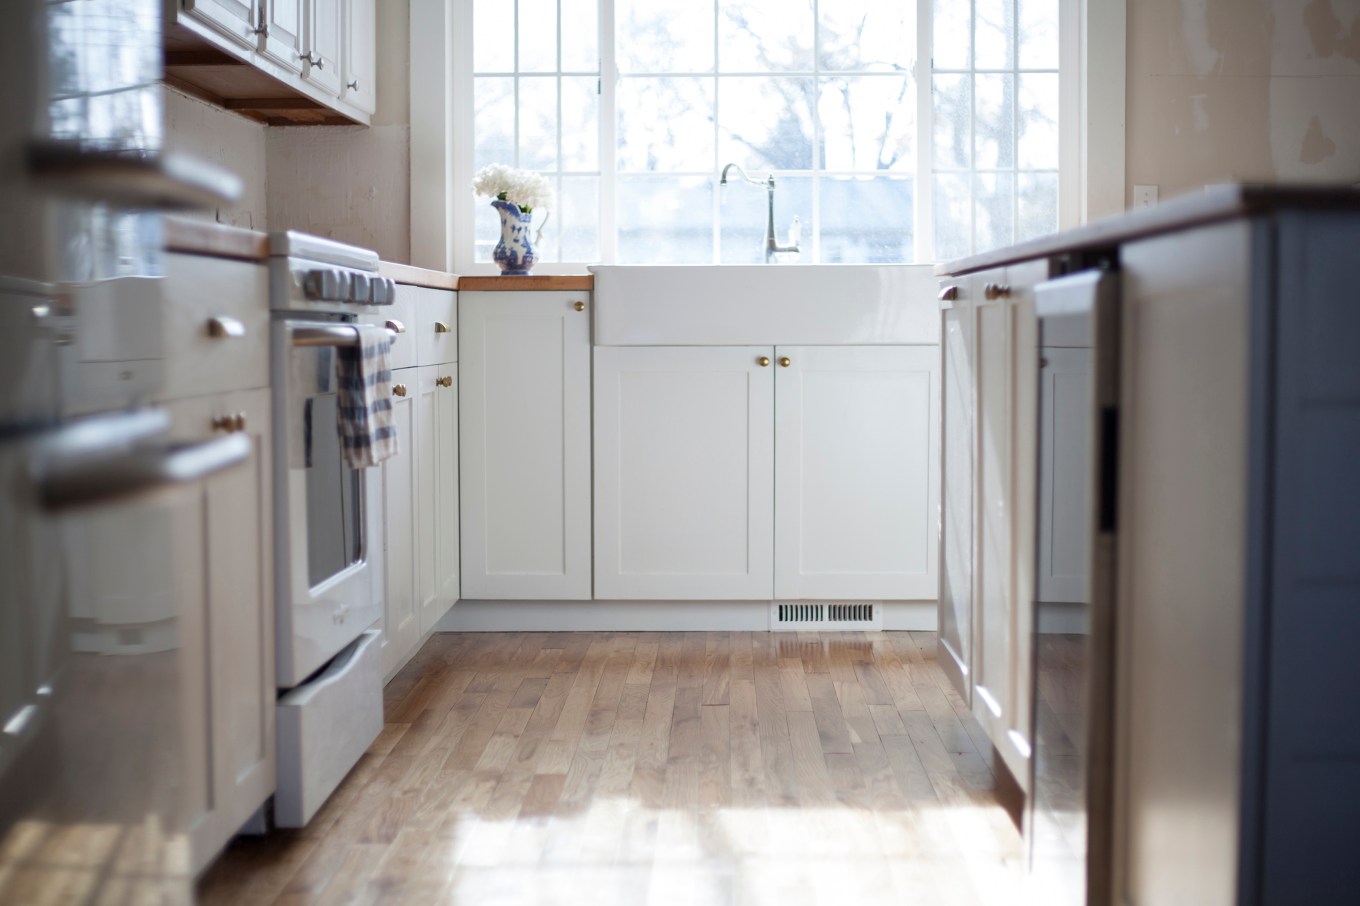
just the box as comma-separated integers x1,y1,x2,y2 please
27,143,244,211
289,323,400,348
39,433,251,512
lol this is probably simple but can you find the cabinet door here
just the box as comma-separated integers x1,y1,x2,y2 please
380,370,419,678
1036,346,1092,604
593,346,775,600
459,292,591,600
773,346,938,601
169,389,274,874
939,299,975,702
416,363,459,633
182,0,260,51
341,0,376,114
260,0,306,75
303,0,342,95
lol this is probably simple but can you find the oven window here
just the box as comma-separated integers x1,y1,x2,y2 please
301,349,364,588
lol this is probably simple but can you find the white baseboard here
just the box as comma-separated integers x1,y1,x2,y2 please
435,599,938,633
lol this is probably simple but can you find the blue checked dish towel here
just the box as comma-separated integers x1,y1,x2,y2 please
335,324,398,468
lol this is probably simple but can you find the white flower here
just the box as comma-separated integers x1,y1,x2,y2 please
471,164,553,213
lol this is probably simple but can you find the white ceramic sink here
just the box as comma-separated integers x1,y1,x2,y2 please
589,264,939,346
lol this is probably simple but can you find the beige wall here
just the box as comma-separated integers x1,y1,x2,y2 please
1127,0,1360,205
163,87,268,230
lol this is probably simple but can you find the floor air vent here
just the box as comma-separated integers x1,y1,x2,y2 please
771,602,883,631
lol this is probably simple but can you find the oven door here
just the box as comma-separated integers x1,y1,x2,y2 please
273,317,383,687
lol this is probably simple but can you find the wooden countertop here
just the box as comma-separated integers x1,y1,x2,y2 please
378,261,459,290
937,183,1360,276
458,275,593,291
165,216,269,261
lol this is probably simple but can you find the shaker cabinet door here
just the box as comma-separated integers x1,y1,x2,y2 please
939,300,976,703
416,363,459,633
593,345,775,600
773,345,939,602
459,292,591,600
380,370,419,678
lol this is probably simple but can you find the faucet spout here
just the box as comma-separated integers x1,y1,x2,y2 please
719,162,801,263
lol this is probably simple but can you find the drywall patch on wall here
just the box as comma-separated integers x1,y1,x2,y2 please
1301,114,1338,163
265,125,411,263
1303,0,1360,64
1181,0,1225,75
163,87,267,230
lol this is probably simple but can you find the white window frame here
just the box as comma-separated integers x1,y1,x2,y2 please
433,0,1112,274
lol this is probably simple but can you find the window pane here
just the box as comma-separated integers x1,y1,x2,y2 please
1018,73,1058,169
974,73,1014,170
562,76,599,171
819,75,915,172
719,0,814,72
1018,171,1058,242
473,0,514,72
719,175,810,263
474,77,515,170
975,0,1015,70
932,74,971,171
560,175,600,261
561,0,598,71
933,0,972,70
821,1,915,72
974,171,1015,251
1019,0,1059,69
617,78,715,171
617,176,713,264
473,199,500,263
934,172,971,262
821,176,914,263
617,0,713,73
718,77,814,171
518,76,558,170
518,0,559,73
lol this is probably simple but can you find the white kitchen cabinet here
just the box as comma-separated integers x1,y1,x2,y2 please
774,345,939,601
418,363,458,631
593,346,775,600
260,0,305,75
168,388,274,876
378,372,418,679
938,290,976,703
459,291,591,600
182,0,259,51
302,0,342,95
1036,346,1091,605
593,344,938,603
341,0,376,114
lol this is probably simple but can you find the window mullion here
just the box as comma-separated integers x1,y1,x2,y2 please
916,0,934,263
711,0,720,264
600,0,617,263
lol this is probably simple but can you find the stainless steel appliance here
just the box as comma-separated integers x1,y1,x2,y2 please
0,1,242,901
269,231,396,827
1028,269,1120,904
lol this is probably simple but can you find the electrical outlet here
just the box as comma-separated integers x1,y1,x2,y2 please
1133,185,1159,209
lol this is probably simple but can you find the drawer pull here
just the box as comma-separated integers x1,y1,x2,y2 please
434,321,451,334
984,282,1012,301
392,383,407,398
938,285,960,302
436,375,452,388
385,319,406,334
207,316,246,339
211,413,248,433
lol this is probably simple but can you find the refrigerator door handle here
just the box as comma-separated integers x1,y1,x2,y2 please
27,143,244,211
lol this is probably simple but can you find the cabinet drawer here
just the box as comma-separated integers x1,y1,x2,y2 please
275,629,382,828
360,290,416,371
159,253,270,401
409,286,457,366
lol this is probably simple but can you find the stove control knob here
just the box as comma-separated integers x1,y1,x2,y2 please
303,268,347,301
370,277,396,306
350,273,372,304
302,269,327,300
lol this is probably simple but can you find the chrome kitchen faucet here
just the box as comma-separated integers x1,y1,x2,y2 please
719,163,801,263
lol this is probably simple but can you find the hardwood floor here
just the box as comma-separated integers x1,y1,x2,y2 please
198,631,1031,905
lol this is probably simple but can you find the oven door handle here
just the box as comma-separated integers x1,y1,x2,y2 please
39,433,251,512
289,323,400,348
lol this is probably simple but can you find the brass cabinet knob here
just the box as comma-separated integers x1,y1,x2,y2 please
436,375,452,388
757,356,770,367
573,301,586,312
207,316,246,339
233,413,247,432
211,415,234,432
385,319,406,334
778,356,792,368
434,321,451,334
392,383,408,397
938,285,960,302
984,282,1012,301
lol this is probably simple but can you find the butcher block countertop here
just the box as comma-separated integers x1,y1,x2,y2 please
457,275,594,291
165,217,269,261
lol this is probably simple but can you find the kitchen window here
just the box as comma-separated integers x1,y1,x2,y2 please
456,0,1075,270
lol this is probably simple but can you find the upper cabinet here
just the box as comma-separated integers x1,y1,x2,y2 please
167,0,375,125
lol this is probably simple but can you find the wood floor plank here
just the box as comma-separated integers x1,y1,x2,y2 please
197,631,1028,906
